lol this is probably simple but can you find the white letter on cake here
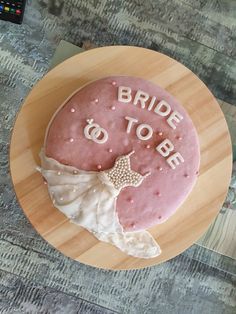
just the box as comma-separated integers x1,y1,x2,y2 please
167,152,184,169
148,96,157,111
118,86,132,103
154,100,171,117
136,124,153,140
156,139,174,157
167,111,183,129
125,116,138,134
133,90,150,109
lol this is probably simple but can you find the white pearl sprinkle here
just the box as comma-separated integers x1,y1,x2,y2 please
158,132,163,136
94,98,99,103
111,106,116,110
108,148,113,153
97,164,102,170
158,167,163,171
57,171,61,176
73,170,78,175
60,197,63,201
72,188,77,192
112,81,116,86
69,138,74,142
146,144,151,149
70,108,75,113
44,181,47,185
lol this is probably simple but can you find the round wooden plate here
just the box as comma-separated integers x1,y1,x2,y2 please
10,46,232,270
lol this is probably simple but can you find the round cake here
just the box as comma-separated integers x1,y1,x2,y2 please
40,76,200,258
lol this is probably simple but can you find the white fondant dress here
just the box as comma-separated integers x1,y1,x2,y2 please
39,150,161,258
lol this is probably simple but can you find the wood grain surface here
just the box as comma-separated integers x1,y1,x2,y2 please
9,46,232,270
52,41,236,261
197,100,236,259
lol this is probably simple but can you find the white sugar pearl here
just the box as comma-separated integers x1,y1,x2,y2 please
94,98,99,103
57,171,61,176
69,138,74,142
108,148,113,153
60,197,64,201
111,106,116,110
112,81,116,86
70,108,75,113
73,170,78,175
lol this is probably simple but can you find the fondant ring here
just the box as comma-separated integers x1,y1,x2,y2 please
84,123,100,139
84,122,108,144
91,127,108,144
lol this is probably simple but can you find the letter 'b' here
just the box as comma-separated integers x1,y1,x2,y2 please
118,86,132,103
156,139,174,157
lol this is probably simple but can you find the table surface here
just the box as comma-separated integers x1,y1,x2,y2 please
0,1,236,313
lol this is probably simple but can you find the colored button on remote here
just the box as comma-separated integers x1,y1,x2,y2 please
0,0,26,24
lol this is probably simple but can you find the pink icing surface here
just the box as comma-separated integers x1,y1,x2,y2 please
45,76,200,231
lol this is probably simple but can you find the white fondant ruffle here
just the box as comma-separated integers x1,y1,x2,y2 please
39,150,161,258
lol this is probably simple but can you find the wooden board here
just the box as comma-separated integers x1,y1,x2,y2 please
9,46,232,270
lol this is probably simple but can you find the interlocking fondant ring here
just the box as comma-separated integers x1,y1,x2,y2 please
84,121,108,144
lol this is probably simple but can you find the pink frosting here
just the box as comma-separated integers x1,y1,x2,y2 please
45,76,200,231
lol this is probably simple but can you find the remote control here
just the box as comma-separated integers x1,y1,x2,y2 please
0,0,26,24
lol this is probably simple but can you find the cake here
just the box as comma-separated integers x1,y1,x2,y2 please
39,76,200,258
